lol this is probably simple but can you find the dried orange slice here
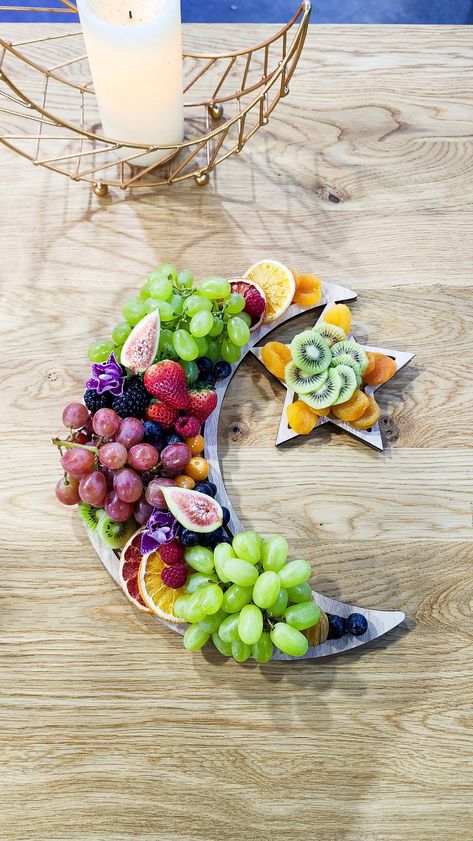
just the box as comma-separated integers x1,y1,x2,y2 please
244,259,295,322
363,352,376,378
363,353,397,386
119,530,150,613
138,550,187,623
351,395,381,429
287,400,319,434
292,270,322,308
261,341,292,380
323,303,351,334
331,390,369,422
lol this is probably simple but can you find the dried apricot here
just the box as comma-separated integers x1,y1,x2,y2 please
350,395,381,429
331,390,369,422
363,353,396,386
261,341,292,381
287,400,319,434
292,270,322,308
323,303,351,334
363,352,376,378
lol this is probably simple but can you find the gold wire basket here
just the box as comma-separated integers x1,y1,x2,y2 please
0,1,311,194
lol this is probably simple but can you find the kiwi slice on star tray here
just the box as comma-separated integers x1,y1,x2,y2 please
332,353,362,377
331,339,369,374
331,364,358,405
312,322,346,346
79,503,106,532
98,514,137,549
301,367,342,410
285,361,329,396
290,330,332,374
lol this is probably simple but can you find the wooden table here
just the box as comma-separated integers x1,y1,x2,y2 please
1,22,472,841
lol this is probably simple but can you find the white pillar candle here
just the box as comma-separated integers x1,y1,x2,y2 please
76,0,184,167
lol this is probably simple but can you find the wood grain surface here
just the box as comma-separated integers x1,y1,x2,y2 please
1,22,472,841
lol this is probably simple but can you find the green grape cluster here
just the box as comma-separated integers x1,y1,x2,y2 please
174,531,320,662
88,262,252,370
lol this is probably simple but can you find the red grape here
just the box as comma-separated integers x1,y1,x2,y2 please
61,447,95,479
100,466,115,489
128,443,159,471
145,477,176,509
92,408,120,437
62,402,89,429
55,475,80,505
104,492,134,522
160,443,192,476
116,417,144,449
113,468,143,503
98,441,128,469
134,496,154,525
79,471,107,506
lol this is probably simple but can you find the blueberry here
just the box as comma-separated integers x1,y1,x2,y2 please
201,372,216,385
194,481,217,497
221,506,230,525
197,356,214,376
178,528,201,547
165,432,184,445
143,420,166,448
327,614,346,640
205,527,228,548
214,360,232,380
346,613,368,636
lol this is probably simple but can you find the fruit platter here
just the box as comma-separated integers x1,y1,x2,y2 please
53,260,407,662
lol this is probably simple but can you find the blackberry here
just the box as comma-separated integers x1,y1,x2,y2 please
112,376,150,418
83,388,113,413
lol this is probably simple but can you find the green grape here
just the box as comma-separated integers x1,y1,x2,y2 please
206,339,221,363
185,572,217,594
238,311,252,328
169,293,184,315
114,346,123,364
148,274,173,301
209,316,224,337
262,535,288,572
190,310,214,338
287,582,312,604
224,292,245,314
252,631,273,663
158,328,175,358
88,340,115,363
157,262,177,283
278,559,312,589
199,583,224,615
252,570,281,609
199,608,228,634
284,601,320,631
232,532,261,565
183,624,210,652
227,317,250,348
184,545,215,575
231,640,251,662
267,587,288,617
194,336,208,357
155,300,175,322
219,613,241,643
139,279,152,300
238,604,263,646
173,329,199,361
212,631,232,657
198,276,231,300
112,322,132,345
186,591,208,623
174,594,192,620
144,297,161,314
213,543,234,583
176,268,194,289
221,584,253,613
182,360,199,384
184,294,213,316
270,622,309,657
221,337,241,364
122,296,146,326
222,557,259,588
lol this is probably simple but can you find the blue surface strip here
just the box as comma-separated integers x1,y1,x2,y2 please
0,0,472,25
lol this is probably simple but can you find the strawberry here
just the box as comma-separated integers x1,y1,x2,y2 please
144,361,189,410
145,400,179,428
188,386,218,422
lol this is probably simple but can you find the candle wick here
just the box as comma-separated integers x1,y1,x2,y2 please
129,10,133,18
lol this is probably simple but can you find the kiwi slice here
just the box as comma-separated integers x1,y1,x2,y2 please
290,330,332,374
98,515,137,549
331,340,369,374
312,322,346,346
285,362,328,395
332,353,361,377
301,368,342,410
331,364,358,405
79,503,106,532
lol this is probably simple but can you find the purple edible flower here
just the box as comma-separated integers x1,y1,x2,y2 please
141,509,178,555
86,352,125,397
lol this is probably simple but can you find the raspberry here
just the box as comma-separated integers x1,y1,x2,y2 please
175,415,201,438
244,286,265,320
159,541,185,565
161,561,188,589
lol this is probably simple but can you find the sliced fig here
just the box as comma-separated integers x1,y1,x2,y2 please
229,278,266,331
162,486,223,533
121,309,160,374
